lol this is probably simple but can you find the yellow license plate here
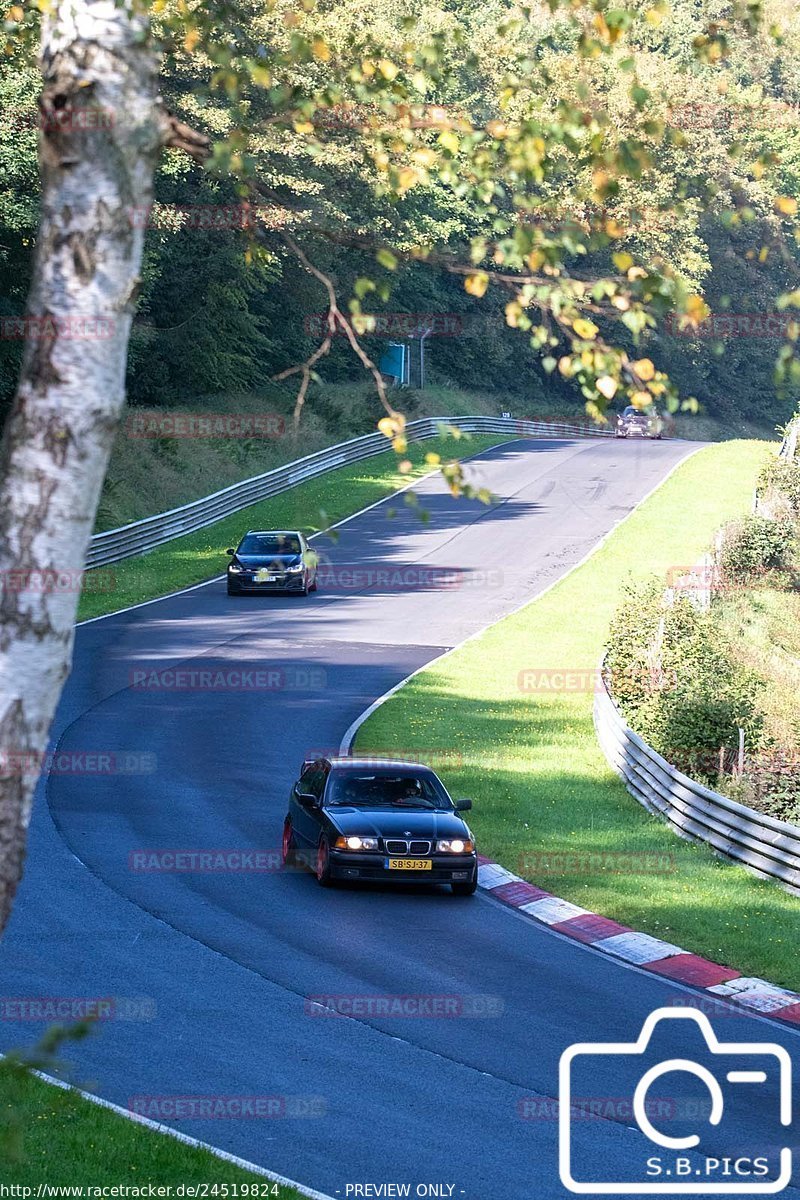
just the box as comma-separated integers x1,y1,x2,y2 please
388,859,432,871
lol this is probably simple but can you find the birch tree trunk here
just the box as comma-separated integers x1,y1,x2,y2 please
0,0,163,935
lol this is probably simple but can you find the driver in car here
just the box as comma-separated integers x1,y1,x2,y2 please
396,779,423,804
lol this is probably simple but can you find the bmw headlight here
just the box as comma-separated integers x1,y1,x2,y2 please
334,835,379,851
437,838,474,854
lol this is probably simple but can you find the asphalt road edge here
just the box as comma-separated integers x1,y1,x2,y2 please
338,442,701,754
4,1059,336,1200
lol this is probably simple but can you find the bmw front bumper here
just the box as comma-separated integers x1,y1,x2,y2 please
328,850,478,884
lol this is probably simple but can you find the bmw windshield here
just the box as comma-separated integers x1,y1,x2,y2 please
325,771,454,810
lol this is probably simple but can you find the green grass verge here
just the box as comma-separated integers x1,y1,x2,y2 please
79,432,505,622
354,439,800,992
0,1069,302,1192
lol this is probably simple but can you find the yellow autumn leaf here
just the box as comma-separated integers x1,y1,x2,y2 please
485,120,508,138
183,25,200,52
573,318,598,340
630,390,652,410
526,249,545,271
294,120,314,134
439,129,459,154
685,294,710,326
412,148,437,167
311,38,330,61
378,59,399,80
505,301,523,328
776,196,798,216
597,375,618,400
464,272,489,298
612,251,634,272
396,166,420,192
632,357,655,381
398,459,413,474
558,356,574,377
251,66,272,87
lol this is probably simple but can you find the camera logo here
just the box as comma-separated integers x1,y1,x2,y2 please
559,1008,792,1193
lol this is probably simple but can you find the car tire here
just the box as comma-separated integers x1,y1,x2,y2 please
315,836,334,887
451,875,477,896
309,576,318,593
282,817,297,868
227,582,240,596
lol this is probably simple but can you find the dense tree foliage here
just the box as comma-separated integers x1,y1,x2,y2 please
2,0,800,435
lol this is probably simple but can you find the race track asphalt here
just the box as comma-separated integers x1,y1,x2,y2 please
2,436,799,1200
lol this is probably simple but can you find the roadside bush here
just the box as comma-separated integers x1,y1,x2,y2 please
604,576,666,717
605,582,765,784
722,746,800,825
718,515,796,582
757,457,800,514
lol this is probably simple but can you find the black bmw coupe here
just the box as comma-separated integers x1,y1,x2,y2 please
282,757,478,895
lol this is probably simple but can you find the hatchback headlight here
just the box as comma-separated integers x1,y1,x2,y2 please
228,563,243,573
286,564,304,573
334,835,379,851
437,838,474,854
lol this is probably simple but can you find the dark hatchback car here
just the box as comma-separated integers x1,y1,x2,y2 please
615,405,664,439
282,757,478,895
226,529,318,596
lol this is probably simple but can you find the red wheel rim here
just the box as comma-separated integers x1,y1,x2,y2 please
316,841,327,881
282,821,291,863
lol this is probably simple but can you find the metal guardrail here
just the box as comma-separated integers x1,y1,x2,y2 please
87,414,612,569
594,673,800,896
779,415,799,461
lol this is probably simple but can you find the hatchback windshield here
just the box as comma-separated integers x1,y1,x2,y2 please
325,771,453,810
238,533,301,555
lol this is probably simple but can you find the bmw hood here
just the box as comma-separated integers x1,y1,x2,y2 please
327,808,472,840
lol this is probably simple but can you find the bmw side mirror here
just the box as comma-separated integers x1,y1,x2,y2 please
294,783,319,806
455,798,472,811
226,548,235,556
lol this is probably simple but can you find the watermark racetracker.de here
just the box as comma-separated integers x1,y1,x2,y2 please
124,411,285,439
0,315,115,340
128,666,326,691
0,996,155,1021
127,1095,327,1120
304,994,504,1018
0,568,115,595
0,750,156,778
517,850,675,877
313,562,504,593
